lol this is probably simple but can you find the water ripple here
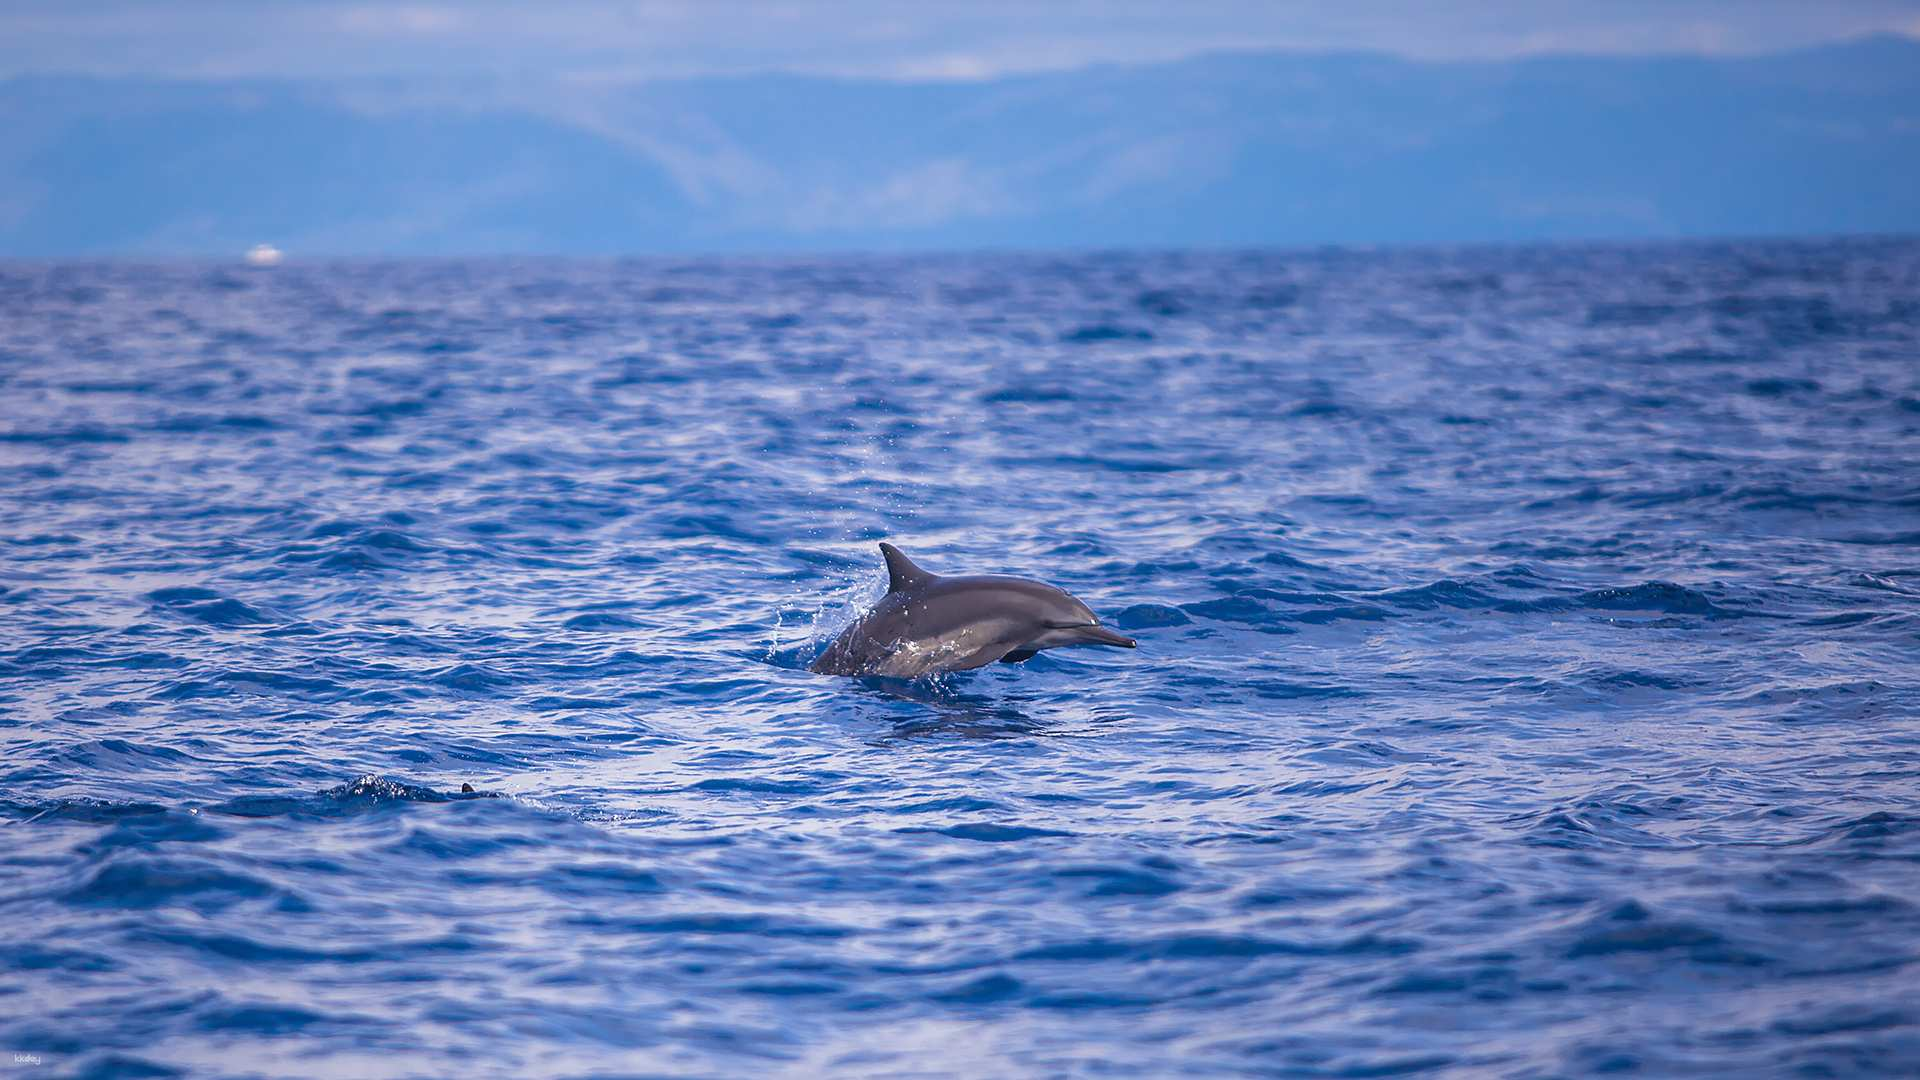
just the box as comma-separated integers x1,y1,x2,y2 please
2,243,1918,1075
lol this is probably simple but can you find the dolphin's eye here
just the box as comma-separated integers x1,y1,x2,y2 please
1044,619,1097,629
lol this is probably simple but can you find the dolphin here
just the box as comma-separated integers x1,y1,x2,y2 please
809,543,1137,678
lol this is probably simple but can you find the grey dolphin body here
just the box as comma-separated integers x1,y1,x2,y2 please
809,543,1137,678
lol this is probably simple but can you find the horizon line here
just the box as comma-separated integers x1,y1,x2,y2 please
8,230,1917,265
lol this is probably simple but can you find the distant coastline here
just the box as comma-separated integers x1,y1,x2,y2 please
2,35,1917,257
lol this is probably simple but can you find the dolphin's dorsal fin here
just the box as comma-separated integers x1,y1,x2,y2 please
879,542,936,593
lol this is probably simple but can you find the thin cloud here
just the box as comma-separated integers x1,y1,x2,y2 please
336,6,463,36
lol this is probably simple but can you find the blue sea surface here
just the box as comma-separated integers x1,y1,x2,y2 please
2,241,1918,1077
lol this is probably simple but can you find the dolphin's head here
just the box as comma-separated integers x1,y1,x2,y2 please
1000,579,1137,653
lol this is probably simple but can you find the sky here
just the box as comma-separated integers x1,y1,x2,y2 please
3,0,1919,82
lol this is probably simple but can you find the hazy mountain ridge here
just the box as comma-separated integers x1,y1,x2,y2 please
3,35,1917,254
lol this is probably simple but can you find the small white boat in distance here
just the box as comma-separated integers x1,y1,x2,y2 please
245,243,283,267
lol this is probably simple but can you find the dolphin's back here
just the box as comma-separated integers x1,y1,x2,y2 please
809,579,1038,677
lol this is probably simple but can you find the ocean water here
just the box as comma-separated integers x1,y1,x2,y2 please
2,240,1918,1078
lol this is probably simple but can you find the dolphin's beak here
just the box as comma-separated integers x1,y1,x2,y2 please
1075,625,1137,648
